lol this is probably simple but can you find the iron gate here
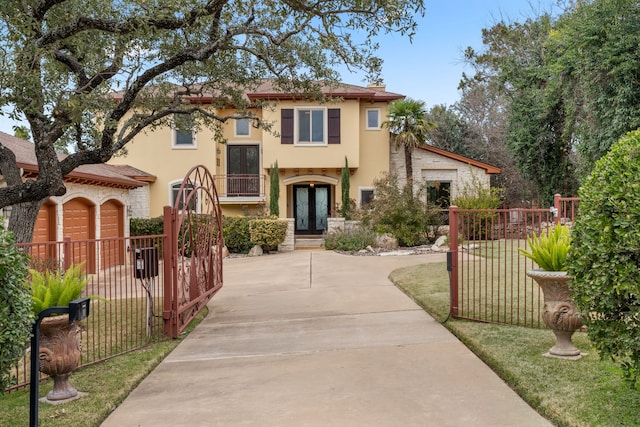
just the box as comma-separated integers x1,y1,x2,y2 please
163,165,223,338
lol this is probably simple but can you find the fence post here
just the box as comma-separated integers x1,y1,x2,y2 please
162,206,177,338
553,193,561,225
448,206,459,318
63,236,71,271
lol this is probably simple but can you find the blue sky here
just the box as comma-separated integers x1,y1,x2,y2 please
0,0,558,136
340,0,559,106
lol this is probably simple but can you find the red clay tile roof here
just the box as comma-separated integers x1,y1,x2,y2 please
0,131,148,189
112,80,405,104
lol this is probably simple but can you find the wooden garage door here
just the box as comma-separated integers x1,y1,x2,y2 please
63,198,96,273
32,201,57,261
100,200,125,269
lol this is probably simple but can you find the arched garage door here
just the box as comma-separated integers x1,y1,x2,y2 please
32,201,57,261
63,198,96,273
100,200,125,269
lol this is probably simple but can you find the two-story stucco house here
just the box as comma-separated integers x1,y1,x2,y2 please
113,80,404,237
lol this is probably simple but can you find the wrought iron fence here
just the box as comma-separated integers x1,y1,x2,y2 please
448,198,579,328
6,235,166,393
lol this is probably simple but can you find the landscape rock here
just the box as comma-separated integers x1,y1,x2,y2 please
375,233,399,250
248,245,263,257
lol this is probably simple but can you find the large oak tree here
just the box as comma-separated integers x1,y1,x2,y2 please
0,0,424,243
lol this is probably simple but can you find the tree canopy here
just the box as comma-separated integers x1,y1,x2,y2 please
461,0,640,203
0,0,424,242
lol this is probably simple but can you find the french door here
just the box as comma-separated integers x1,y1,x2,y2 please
294,184,330,235
227,145,259,196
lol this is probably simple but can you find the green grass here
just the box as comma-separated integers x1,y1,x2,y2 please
0,307,207,427
391,262,640,427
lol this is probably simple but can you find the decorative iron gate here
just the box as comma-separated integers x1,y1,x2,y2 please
163,165,223,338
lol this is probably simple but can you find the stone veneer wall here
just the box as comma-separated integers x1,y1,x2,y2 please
390,145,490,200
278,218,295,252
128,185,151,219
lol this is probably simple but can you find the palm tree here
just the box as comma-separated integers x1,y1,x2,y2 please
383,98,434,192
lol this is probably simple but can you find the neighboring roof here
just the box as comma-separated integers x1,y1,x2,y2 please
417,145,502,174
0,131,151,189
109,164,157,183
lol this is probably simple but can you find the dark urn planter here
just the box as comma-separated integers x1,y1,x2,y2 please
527,270,583,359
38,314,83,401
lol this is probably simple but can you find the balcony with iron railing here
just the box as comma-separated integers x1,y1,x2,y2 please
213,174,266,202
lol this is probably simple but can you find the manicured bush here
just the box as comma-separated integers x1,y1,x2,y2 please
269,162,280,217
324,226,377,251
367,174,442,246
0,221,32,394
222,216,254,254
569,129,640,387
249,218,287,251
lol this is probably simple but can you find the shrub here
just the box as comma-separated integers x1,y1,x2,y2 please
130,216,164,236
568,129,640,387
367,174,442,246
324,226,377,251
451,170,503,240
223,216,254,254
0,221,32,394
249,218,287,251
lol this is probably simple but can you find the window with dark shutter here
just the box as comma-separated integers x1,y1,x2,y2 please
281,109,294,144
328,108,340,144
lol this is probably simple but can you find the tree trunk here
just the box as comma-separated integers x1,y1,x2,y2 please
404,145,414,196
8,200,45,244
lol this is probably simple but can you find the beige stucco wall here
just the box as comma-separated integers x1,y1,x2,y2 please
112,118,219,216
113,98,394,219
390,145,491,201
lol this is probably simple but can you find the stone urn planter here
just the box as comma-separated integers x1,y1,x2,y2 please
38,314,83,401
527,269,583,358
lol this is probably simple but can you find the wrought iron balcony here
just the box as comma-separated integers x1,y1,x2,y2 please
213,174,266,199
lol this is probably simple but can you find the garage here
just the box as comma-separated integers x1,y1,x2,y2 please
63,197,96,273
32,201,57,261
100,199,125,269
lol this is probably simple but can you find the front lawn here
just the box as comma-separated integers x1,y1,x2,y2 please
391,262,640,427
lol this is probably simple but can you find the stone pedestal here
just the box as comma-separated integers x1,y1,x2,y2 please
527,270,583,359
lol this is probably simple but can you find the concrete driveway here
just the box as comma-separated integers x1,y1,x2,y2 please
101,250,553,427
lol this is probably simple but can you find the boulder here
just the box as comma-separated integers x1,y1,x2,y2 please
248,245,263,257
375,233,399,250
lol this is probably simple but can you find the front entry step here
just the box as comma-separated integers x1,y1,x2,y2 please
295,235,324,250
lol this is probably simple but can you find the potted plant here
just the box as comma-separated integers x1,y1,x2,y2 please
519,224,583,358
30,263,90,402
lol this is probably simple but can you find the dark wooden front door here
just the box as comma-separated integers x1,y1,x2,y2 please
294,184,330,235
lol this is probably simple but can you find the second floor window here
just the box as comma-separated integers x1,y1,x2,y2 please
235,118,250,137
281,108,340,145
366,108,380,130
297,108,325,144
173,114,195,148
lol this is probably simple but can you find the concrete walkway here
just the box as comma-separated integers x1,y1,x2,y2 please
102,250,553,427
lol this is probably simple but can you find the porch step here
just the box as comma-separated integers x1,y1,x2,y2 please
294,235,325,250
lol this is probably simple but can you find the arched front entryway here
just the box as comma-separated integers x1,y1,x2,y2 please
284,175,338,236
293,184,331,235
